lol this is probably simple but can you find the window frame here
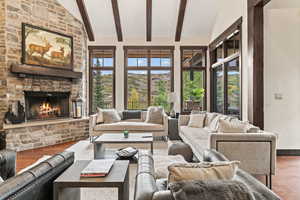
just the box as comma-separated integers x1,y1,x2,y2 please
88,46,116,114
124,46,175,110
180,46,208,114
209,17,243,118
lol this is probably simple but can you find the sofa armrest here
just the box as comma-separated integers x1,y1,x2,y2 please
89,114,98,130
178,115,190,126
0,149,16,180
210,132,277,175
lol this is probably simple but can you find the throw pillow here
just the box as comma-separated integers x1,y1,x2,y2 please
96,107,104,124
218,119,248,133
102,109,121,124
145,106,164,124
204,113,218,127
153,155,187,179
168,161,239,183
187,114,206,128
0,176,3,183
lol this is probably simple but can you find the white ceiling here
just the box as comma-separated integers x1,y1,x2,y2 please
57,0,221,42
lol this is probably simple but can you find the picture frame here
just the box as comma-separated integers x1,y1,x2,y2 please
21,23,74,70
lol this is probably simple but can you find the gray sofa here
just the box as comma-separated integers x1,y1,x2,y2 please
134,150,281,200
90,110,169,141
178,113,277,187
0,151,74,200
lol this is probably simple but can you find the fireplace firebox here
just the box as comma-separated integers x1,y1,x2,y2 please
24,91,70,121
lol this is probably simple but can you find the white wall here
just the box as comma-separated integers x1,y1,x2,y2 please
88,37,209,112
264,8,300,149
209,0,248,121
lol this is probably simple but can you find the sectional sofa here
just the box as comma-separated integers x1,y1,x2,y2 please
178,112,277,188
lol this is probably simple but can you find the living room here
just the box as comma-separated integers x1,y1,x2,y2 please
0,0,299,199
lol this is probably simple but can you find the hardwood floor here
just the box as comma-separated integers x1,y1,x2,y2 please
16,141,300,200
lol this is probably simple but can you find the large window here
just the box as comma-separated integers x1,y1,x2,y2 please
124,46,174,111
210,18,242,118
89,46,115,113
181,47,207,113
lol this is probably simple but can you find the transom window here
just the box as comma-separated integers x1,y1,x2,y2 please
124,46,174,111
89,46,115,113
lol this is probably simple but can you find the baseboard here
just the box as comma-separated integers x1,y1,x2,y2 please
277,149,300,156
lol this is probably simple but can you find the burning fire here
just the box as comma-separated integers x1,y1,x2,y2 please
39,102,61,118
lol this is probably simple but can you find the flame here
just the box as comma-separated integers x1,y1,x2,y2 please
39,102,61,118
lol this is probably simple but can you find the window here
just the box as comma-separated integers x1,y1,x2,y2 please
181,47,207,113
210,18,242,118
89,46,115,113
124,46,174,111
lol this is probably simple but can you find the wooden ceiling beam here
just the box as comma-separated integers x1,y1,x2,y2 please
175,0,187,42
111,0,123,42
76,0,95,41
146,0,152,41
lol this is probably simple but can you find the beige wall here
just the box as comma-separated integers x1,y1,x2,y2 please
264,7,300,149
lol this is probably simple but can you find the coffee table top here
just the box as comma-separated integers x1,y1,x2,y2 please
95,133,153,143
54,160,129,187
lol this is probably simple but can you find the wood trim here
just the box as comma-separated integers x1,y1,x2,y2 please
209,17,242,51
146,0,152,42
123,46,175,50
10,64,82,79
248,0,267,128
180,46,208,113
76,0,95,41
111,0,123,42
88,46,116,114
277,149,300,156
175,0,187,42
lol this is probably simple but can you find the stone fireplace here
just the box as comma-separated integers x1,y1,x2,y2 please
24,91,70,121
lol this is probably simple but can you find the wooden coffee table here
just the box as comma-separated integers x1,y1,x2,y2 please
93,133,153,159
54,160,129,200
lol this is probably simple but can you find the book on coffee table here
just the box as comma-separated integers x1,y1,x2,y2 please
80,159,115,178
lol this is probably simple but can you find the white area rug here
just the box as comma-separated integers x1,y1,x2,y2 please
65,140,169,200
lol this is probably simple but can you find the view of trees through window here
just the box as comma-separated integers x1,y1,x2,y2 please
89,47,115,113
125,47,173,111
211,24,241,118
181,47,207,112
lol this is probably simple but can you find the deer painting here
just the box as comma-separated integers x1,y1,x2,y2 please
28,37,52,58
51,47,65,60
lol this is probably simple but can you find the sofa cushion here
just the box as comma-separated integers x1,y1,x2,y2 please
153,155,187,179
204,112,218,127
208,114,232,132
187,114,206,128
218,119,248,133
94,121,164,131
168,161,240,183
145,106,164,124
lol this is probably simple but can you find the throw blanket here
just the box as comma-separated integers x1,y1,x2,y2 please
169,180,255,200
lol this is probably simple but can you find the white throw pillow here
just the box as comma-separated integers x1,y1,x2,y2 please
145,106,164,124
187,114,206,128
218,119,248,133
96,108,104,124
102,109,121,123
0,176,3,183
153,155,187,179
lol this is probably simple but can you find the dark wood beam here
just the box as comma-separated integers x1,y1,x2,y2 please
146,0,152,41
175,0,187,42
247,0,271,129
76,0,95,41
111,0,123,42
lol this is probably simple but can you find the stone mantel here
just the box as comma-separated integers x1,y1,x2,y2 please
4,118,89,130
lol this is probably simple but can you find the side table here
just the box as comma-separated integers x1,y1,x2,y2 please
168,117,181,140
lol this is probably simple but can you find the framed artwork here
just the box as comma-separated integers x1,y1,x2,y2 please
22,23,73,70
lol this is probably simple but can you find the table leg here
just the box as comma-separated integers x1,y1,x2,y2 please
94,142,105,159
118,166,129,200
150,142,153,155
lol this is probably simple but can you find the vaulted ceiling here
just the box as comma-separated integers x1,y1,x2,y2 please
57,0,221,43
